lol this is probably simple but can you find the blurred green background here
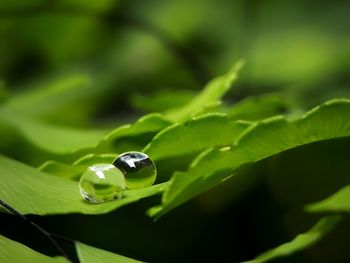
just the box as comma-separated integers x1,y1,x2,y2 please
0,0,349,262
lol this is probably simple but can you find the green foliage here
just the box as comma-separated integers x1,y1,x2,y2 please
0,0,349,261
0,37,349,261
148,99,350,219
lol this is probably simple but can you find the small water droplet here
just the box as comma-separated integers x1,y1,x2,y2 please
113,152,157,189
79,164,126,203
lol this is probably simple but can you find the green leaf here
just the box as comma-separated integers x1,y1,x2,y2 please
164,60,244,122
76,242,143,263
243,216,342,263
144,113,250,161
0,155,167,215
149,99,350,218
0,234,68,263
306,185,350,214
96,113,172,152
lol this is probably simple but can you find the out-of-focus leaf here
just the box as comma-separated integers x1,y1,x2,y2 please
0,0,45,9
56,0,115,12
149,99,350,218
76,242,143,263
306,185,350,214
0,155,167,215
164,60,244,122
248,30,338,84
243,216,342,263
0,234,68,263
0,81,7,103
3,74,96,124
144,113,250,161
0,110,106,154
130,89,197,113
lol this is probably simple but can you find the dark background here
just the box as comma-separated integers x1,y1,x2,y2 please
0,0,350,262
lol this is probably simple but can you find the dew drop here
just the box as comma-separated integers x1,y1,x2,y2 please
79,164,126,203
113,152,157,189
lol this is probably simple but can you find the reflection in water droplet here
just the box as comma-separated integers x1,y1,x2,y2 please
113,152,157,189
79,164,126,203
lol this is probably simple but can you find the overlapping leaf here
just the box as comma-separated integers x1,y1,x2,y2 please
97,61,244,151
0,61,243,156
144,113,250,161
96,114,171,152
149,99,350,218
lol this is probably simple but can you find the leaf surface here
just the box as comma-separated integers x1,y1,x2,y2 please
96,114,171,152
0,155,167,215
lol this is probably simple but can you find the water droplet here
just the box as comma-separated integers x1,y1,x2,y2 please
79,164,126,203
113,152,157,189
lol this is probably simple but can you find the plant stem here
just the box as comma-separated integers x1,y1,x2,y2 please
0,199,74,263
